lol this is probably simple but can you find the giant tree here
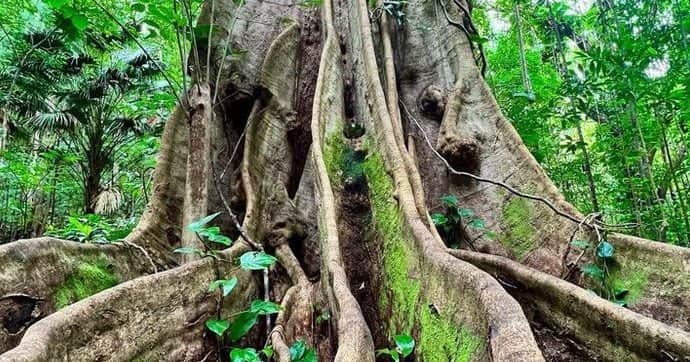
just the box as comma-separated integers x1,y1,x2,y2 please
1,1,689,361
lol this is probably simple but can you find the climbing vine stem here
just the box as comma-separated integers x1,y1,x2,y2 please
400,100,637,233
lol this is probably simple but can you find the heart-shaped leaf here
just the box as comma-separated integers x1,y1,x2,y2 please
596,241,615,259
240,251,277,270
289,339,306,360
209,277,238,297
229,347,261,362
205,318,229,337
229,312,258,342
431,213,448,226
187,212,221,232
581,263,604,280
249,300,282,315
394,334,415,357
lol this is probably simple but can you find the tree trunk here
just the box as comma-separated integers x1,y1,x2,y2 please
1,1,690,361
84,168,102,214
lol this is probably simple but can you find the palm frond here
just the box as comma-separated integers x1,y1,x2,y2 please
94,187,122,215
23,31,64,51
31,110,78,131
64,54,94,74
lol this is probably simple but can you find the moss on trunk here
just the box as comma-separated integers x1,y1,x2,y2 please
54,259,118,310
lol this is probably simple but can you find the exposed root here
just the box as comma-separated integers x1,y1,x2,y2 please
451,249,690,361
275,245,309,286
310,1,376,359
269,324,291,362
379,9,435,230
343,0,543,358
0,245,258,361
124,104,191,268
120,240,158,273
0,237,150,353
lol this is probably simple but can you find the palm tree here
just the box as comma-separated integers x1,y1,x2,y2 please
30,48,161,213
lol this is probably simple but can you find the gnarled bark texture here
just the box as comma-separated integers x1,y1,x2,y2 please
1,0,689,361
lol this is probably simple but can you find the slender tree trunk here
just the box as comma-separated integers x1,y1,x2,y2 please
575,116,600,212
0,110,7,151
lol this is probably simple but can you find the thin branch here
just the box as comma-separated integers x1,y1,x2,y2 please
438,0,487,77
209,157,261,251
400,101,633,235
402,100,583,224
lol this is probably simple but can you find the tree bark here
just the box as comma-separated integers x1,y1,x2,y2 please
1,0,690,361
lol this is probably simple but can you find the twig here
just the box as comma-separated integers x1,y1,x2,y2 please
437,0,487,76
220,124,248,180
402,101,583,224
561,212,597,276
210,158,261,251
561,213,600,279
0,293,44,301
400,101,637,233
210,154,273,343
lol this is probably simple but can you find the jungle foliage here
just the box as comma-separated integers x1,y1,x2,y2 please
0,0,688,249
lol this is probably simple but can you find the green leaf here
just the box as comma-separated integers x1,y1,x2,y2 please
596,241,615,259
229,347,261,362
71,14,88,31
261,345,274,358
581,263,604,280
614,288,629,300
468,218,486,229
393,334,415,357
316,309,331,324
198,226,232,246
431,213,448,226
440,194,459,207
187,212,222,232
570,240,591,249
376,348,400,362
229,312,258,342
297,349,317,362
205,318,230,337
240,251,277,270
457,208,474,219
209,277,238,297
249,300,282,315
290,340,306,360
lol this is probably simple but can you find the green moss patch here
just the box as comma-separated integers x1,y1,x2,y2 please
420,306,483,362
324,127,347,184
363,148,483,361
54,259,118,310
363,151,421,333
500,197,536,260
